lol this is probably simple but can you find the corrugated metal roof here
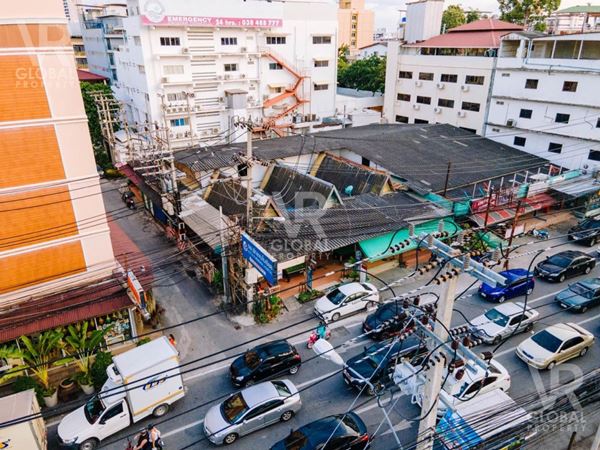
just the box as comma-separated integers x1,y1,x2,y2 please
180,197,226,250
315,154,389,196
550,176,600,198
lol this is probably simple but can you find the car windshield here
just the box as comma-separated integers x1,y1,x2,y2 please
366,353,386,370
578,220,599,230
244,350,261,370
221,393,249,424
273,380,291,396
326,288,346,305
570,283,594,299
283,430,310,450
532,330,563,353
84,397,105,424
546,255,572,268
484,309,509,327
377,305,398,321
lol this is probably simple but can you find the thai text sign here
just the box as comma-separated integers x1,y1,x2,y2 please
242,233,278,286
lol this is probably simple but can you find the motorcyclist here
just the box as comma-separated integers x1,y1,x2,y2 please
316,321,328,340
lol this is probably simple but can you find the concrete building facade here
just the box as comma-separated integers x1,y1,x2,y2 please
338,0,374,56
546,5,600,35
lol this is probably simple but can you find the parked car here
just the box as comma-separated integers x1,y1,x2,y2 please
556,278,600,313
471,302,540,345
534,250,596,283
343,337,428,395
516,323,594,370
314,282,379,322
203,380,301,445
362,302,406,339
230,340,301,387
269,412,370,450
568,218,600,246
478,268,535,303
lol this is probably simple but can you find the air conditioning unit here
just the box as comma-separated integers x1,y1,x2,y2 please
195,105,202,111
461,85,470,92
176,132,184,138
240,73,246,79
434,107,442,114
224,74,231,80
263,94,269,100
161,76,169,83
217,75,223,80
248,96,254,102
415,80,422,87
241,46,247,52
436,83,445,89
218,96,224,102
182,47,189,54
506,118,516,128
412,104,420,110
457,111,466,118
201,130,209,137
212,127,220,134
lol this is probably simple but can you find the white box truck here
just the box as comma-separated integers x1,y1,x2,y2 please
58,337,185,450
0,389,46,450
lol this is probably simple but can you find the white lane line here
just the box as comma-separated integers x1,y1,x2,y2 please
162,419,204,438
297,370,339,389
184,362,231,381
356,402,380,415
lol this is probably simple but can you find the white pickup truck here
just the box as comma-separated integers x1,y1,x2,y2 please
58,337,185,450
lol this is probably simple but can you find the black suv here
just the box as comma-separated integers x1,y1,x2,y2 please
534,250,596,283
569,219,600,246
363,302,431,340
343,337,428,395
230,340,301,387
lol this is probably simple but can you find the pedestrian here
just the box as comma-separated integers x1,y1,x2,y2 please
168,333,176,347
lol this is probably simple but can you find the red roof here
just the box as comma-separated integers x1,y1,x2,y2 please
448,19,522,33
77,69,108,82
108,217,154,285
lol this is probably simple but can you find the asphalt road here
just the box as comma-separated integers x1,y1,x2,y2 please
47,236,600,450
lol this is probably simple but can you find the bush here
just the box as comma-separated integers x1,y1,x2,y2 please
104,168,122,179
297,289,323,304
91,351,113,390
136,337,152,347
12,376,44,405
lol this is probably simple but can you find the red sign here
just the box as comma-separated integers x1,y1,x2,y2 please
142,15,283,28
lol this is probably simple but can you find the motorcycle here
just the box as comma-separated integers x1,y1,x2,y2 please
307,327,331,349
527,228,549,240
121,191,136,210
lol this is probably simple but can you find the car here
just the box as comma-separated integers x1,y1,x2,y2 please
362,302,407,340
203,379,301,445
534,250,596,283
314,282,379,322
471,302,540,345
343,337,428,395
516,322,594,370
478,269,535,303
269,413,370,450
230,340,301,387
555,278,600,313
569,218,600,246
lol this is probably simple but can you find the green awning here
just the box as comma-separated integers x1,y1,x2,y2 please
359,218,460,261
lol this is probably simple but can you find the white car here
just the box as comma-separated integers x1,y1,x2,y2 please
314,282,379,322
471,302,540,345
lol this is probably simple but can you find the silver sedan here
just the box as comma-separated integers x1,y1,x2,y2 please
471,302,539,345
203,379,302,445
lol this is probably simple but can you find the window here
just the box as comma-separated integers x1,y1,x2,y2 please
221,37,238,45
137,65,145,74
224,63,238,72
525,79,538,89
461,102,480,112
548,142,563,153
597,118,600,128
563,81,578,92
555,113,570,124
314,60,329,67
519,109,533,119
496,101,505,105
440,73,458,83
395,115,409,123
562,337,584,350
312,35,332,44
414,119,429,124
501,73,510,77
314,83,329,91
397,93,410,102
589,150,600,161
419,72,434,81
269,62,283,70
133,36,141,46
102,403,124,422
266,36,286,45
460,127,477,134
167,92,186,102
465,75,484,85
399,71,413,79
438,98,454,108
514,136,526,147
163,65,184,75
361,157,370,167
170,118,188,127
160,37,180,46
416,96,431,105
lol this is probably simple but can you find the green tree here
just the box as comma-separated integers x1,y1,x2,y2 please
338,55,386,93
466,9,481,23
337,44,350,80
441,5,466,32
64,322,113,385
19,330,69,396
80,81,117,169
499,0,561,31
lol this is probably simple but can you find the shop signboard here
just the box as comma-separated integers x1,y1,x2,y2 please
242,233,278,286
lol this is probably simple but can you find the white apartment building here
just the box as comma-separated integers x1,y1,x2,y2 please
486,33,600,170
81,2,127,81
111,0,338,150
383,19,522,135
546,5,600,35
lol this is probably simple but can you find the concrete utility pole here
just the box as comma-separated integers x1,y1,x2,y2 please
504,199,522,270
219,206,230,303
246,129,253,232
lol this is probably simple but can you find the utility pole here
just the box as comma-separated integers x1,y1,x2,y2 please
504,199,522,270
442,162,452,197
483,186,494,231
246,129,253,232
219,206,230,303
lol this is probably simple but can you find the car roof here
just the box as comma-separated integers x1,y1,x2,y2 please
338,282,364,295
299,414,360,440
255,340,291,356
241,381,281,407
576,278,600,289
494,302,528,315
552,250,590,259
499,268,532,282
545,323,585,340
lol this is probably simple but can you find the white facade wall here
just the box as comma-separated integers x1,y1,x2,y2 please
113,0,337,149
404,0,444,44
486,36,600,170
357,43,388,59
383,51,495,134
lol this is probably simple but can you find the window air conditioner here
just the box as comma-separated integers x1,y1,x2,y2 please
241,46,247,52
434,107,442,114
506,119,516,127
415,80,422,87
461,85,469,92
436,83,445,89
412,104,420,110
457,111,466,117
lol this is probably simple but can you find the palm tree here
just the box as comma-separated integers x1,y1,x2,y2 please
20,330,67,395
64,322,112,385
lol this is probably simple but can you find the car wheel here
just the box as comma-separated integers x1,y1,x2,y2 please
79,439,99,450
331,312,341,322
559,274,566,283
585,265,592,274
497,296,506,303
525,323,534,332
581,306,588,314
289,365,300,375
366,301,377,310
280,411,294,422
492,335,501,345
152,403,170,417
590,237,597,247
546,361,556,370
526,287,533,295
580,347,589,357
224,433,238,445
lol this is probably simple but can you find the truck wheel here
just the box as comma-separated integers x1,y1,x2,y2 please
79,438,99,450
153,403,170,417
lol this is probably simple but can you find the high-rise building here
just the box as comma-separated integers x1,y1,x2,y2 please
338,0,374,56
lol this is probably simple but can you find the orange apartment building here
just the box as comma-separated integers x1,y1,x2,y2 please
338,0,374,56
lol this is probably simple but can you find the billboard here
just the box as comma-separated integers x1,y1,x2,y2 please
142,15,283,28
242,232,278,286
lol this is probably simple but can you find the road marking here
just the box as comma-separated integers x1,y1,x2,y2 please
184,362,231,381
297,370,339,389
356,402,380,415
162,419,204,438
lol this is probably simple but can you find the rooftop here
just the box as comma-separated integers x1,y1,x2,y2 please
77,69,108,82
337,87,384,98
556,5,600,14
